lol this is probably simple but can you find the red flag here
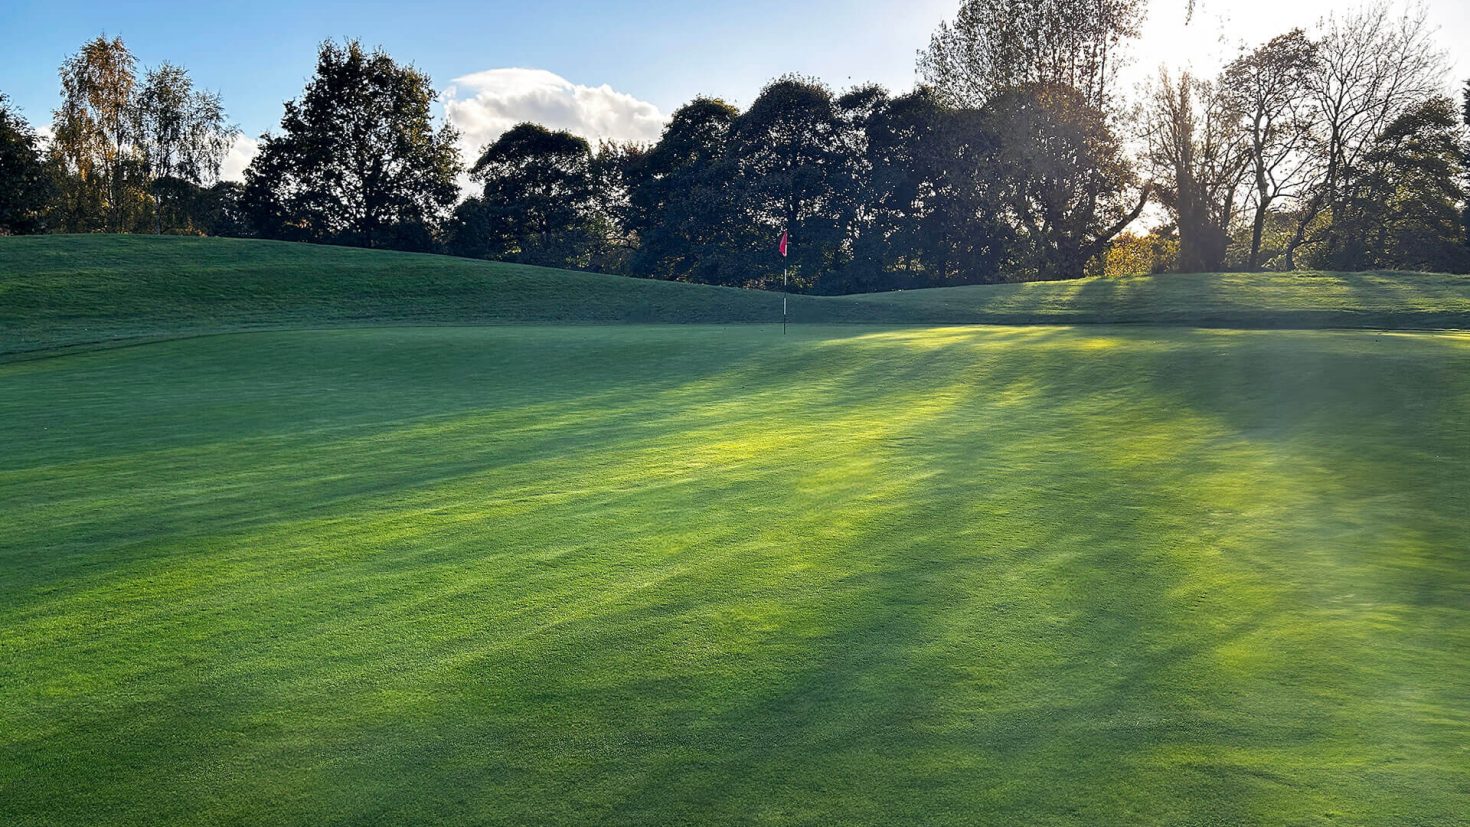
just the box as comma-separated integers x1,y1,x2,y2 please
779,230,789,258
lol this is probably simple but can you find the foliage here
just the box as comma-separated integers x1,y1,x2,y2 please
1284,2,1444,268
1463,79,1470,252
47,36,236,234
1320,97,1469,273
624,97,751,284
241,40,460,251
455,123,596,267
987,84,1148,278
15,19,1470,283
831,87,1008,291
132,63,236,186
0,95,56,234
918,0,1145,109
1104,231,1178,276
142,178,249,237
51,35,143,232
729,75,861,288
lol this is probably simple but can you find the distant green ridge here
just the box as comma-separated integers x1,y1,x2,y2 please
3,234,1468,357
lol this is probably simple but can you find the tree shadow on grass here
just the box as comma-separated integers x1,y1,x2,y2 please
6,326,1470,824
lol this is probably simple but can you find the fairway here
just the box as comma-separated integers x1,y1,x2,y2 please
3,323,1468,824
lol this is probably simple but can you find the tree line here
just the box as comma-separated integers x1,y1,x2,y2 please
3,0,1468,290
2,36,240,237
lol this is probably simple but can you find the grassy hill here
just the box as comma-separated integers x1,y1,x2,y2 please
2,234,1468,358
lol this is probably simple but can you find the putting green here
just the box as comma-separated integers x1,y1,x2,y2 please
2,324,1467,824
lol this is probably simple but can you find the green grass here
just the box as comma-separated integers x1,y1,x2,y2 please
3,323,1468,825
4,236,1469,822
3,235,1469,359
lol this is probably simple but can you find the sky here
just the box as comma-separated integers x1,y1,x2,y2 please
3,0,1466,182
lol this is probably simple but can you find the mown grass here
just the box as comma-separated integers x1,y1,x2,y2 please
3,324,1467,825
2,235,1468,358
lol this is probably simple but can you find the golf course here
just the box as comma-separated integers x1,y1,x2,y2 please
2,235,1469,825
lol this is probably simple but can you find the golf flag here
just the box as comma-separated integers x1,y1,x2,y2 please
778,230,789,258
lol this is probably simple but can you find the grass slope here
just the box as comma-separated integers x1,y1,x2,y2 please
3,324,1469,824
3,234,1469,358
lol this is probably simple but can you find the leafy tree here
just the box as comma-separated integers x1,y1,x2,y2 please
831,85,913,290
455,123,596,267
728,75,861,288
1326,97,1468,272
52,35,143,231
624,97,748,283
1220,29,1320,270
918,0,1145,109
920,106,1012,284
136,177,247,237
584,140,645,274
445,197,498,260
47,35,239,235
1104,231,1179,276
197,181,249,238
1141,69,1251,272
133,63,237,232
987,83,1149,279
132,63,235,184
1463,79,1470,253
242,40,460,250
839,86,1007,289
0,95,56,234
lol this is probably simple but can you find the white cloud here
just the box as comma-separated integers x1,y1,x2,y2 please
213,71,664,194
219,134,259,183
442,68,667,172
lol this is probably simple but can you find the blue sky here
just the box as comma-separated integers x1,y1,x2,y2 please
2,0,954,131
4,0,1466,181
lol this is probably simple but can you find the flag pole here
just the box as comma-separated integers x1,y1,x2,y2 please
779,229,789,335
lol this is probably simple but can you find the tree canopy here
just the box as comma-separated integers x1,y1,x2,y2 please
0,95,56,234
242,40,460,251
10,16,1470,283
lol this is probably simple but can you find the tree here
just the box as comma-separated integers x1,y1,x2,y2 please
1220,29,1320,270
838,86,1008,289
1329,97,1468,271
196,181,249,238
48,35,240,235
0,95,56,234
1141,69,1250,272
584,140,645,274
727,75,861,288
624,97,748,282
1463,79,1470,253
918,0,1146,109
133,63,235,185
457,123,597,267
987,83,1149,279
52,35,141,232
1284,2,1444,268
242,40,460,250
133,63,237,232
1105,230,1179,276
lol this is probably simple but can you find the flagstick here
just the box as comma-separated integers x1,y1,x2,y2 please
778,229,790,335
783,263,788,336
